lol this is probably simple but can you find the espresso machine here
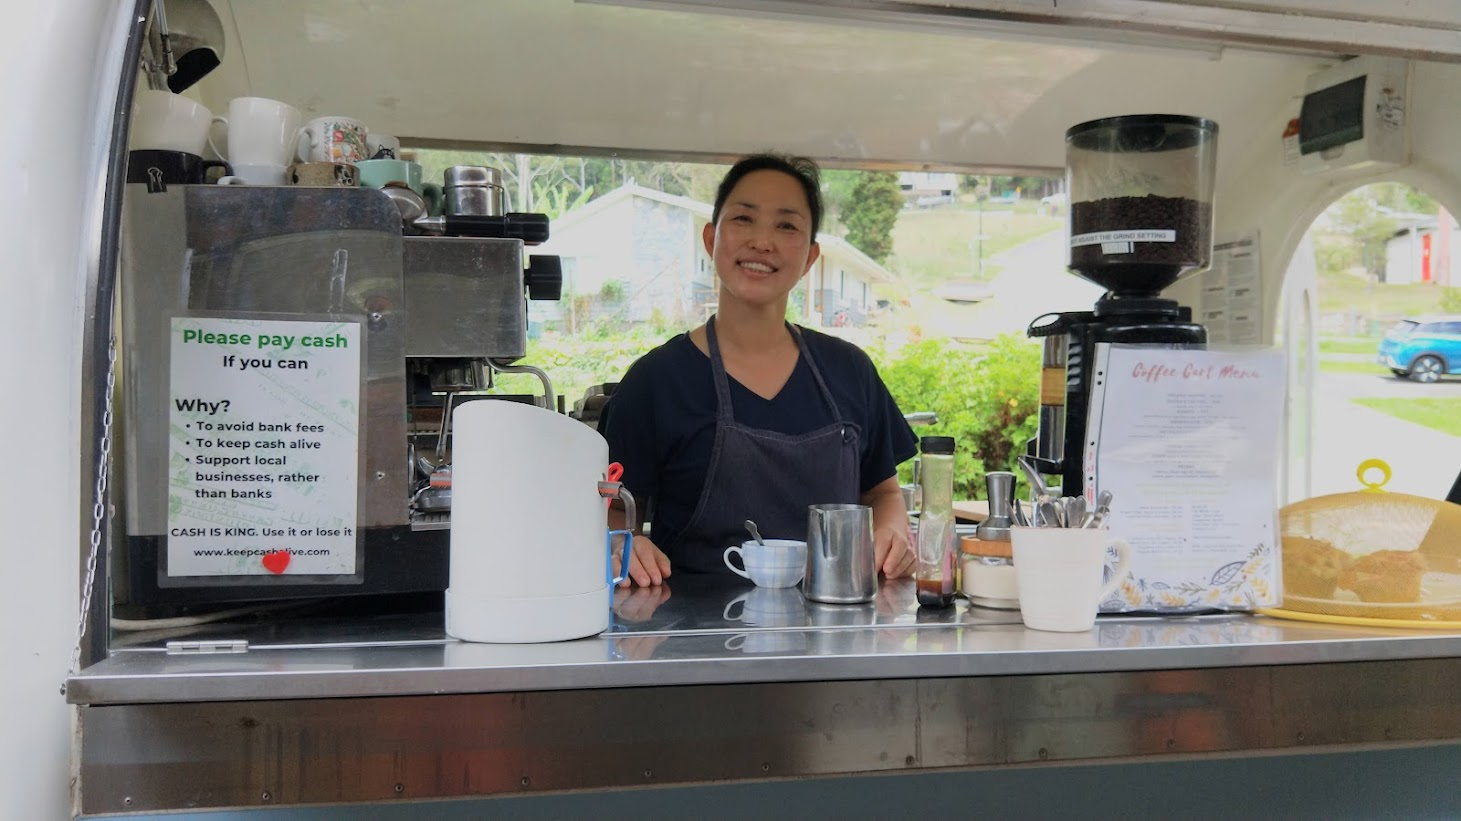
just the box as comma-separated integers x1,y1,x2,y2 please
116,182,561,608
1027,114,1217,497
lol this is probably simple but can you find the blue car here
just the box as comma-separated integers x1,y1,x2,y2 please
1378,315,1461,383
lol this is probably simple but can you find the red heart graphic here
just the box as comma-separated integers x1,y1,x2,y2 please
262,550,291,574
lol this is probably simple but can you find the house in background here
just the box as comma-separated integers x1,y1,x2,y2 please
533,183,896,330
898,172,959,208
1384,208,1458,286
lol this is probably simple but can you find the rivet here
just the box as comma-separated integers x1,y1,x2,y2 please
761,763,771,771
375,471,387,480
394,783,404,793
261,791,272,802
520,777,530,787
123,797,133,806
644,769,654,778
1038,747,1050,759
1296,732,1306,742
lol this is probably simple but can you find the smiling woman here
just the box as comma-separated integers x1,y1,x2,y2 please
598,154,919,588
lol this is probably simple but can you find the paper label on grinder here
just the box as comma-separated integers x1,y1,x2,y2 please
1070,230,1176,248
166,316,362,576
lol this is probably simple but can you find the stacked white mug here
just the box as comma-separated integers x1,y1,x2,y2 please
208,97,302,185
133,90,213,154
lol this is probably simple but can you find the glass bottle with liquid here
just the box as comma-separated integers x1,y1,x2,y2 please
915,436,957,609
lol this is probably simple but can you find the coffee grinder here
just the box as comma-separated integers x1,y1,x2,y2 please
1027,114,1218,496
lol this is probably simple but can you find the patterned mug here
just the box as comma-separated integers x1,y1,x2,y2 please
296,116,368,164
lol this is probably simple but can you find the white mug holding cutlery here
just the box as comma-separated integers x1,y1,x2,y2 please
1011,526,1133,632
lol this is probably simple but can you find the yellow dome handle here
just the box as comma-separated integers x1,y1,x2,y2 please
1356,458,1392,492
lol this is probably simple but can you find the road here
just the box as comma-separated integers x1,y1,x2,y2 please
955,231,1106,338
1308,371,1461,498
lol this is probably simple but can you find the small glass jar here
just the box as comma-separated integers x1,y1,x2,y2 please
960,536,1018,610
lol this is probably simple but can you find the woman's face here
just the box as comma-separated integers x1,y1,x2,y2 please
704,169,820,310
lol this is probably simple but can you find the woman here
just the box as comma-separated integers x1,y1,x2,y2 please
600,153,917,586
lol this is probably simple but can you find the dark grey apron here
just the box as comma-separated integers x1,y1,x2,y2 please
665,316,861,575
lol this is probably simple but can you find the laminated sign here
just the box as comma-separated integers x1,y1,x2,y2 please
167,316,363,577
1085,344,1285,612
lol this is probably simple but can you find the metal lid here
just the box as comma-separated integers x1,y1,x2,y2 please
920,435,955,455
443,165,503,188
1066,114,1218,152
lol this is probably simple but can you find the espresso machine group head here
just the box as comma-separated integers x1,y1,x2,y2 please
1028,114,1218,496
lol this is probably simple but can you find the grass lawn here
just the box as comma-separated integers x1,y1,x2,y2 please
1319,337,1382,355
1353,397,1461,437
1316,270,1448,321
890,206,1061,285
1319,360,1391,375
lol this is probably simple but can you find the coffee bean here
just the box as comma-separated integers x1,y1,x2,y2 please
1070,195,1211,293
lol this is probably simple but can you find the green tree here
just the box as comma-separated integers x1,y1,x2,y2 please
843,171,903,263
870,334,1040,500
820,169,862,234
1321,183,1441,278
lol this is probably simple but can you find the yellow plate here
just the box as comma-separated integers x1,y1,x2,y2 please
1255,607,1461,630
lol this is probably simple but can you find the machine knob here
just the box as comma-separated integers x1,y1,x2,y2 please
525,255,563,301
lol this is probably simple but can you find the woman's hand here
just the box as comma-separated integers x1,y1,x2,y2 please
875,523,914,578
863,475,914,578
612,582,672,622
616,534,673,588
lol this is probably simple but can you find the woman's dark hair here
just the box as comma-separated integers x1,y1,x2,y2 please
711,153,823,241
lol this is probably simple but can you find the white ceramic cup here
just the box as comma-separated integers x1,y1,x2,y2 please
1011,527,1133,632
725,631,808,654
209,97,302,167
132,90,213,155
215,163,288,186
367,133,401,159
296,116,369,163
722,586,808,627
723,539,807,588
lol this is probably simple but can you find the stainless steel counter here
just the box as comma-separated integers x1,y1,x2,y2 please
70,577,1461,815
69,576,1461,705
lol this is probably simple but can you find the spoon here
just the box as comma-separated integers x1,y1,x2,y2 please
1017,455,1051,501
1085,490,1114,528
1064,496,1086,529
744,519,766,546
1037,498,1063,528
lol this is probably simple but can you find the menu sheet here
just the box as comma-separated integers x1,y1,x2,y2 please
1085,344,1284,612
1201,232,1263,345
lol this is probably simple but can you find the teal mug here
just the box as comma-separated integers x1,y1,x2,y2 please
357,159,442,214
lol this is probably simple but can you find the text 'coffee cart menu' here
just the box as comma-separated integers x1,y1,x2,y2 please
167,317,362,576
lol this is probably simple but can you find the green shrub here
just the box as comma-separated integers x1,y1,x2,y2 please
496,328,1042,502
1442,287,1461,314
870,333,1040,499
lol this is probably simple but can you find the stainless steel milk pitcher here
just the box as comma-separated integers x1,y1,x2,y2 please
804,503,877,604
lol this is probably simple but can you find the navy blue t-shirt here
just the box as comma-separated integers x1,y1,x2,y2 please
599,327,917,562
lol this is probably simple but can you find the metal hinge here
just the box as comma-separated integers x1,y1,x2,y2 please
165,639,249,655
